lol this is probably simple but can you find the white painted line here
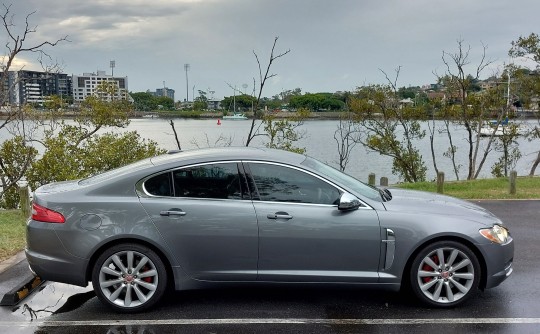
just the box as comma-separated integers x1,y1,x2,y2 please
2,318,540,327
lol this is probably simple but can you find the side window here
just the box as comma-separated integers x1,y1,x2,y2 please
173,163,243,200
248,163,341,205
144,172,173,197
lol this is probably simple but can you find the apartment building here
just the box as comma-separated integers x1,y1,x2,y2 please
72,71,130,102
3,70,72,105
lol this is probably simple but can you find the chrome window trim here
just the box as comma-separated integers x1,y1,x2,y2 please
244,160,373,210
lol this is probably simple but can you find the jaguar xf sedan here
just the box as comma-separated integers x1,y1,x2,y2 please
26,147,514,312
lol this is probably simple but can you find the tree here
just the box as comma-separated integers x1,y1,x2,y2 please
193,90,208,110
509,33,540,176
245,37,290,147
25,82,164,192
131,92,158,111
221,94,256,113
263,108,309,154
0,4,67,205
349,68,428,182
334,110,361,171
437,39,506,180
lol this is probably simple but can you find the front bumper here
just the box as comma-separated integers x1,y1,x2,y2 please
481,237,514,289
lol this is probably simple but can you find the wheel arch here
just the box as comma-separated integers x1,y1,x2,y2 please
85,237,176,290
401,235,488,290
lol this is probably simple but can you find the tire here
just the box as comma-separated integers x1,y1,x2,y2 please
409,240,481,308
92,243,168,313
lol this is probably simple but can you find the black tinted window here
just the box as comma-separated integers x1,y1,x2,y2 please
249,163,340,205
144,172,173,197
173,163,243,200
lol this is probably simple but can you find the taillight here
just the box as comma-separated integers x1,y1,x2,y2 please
31,203,65,223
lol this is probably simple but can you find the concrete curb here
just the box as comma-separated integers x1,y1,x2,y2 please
0,251,26,275
0,251,44,306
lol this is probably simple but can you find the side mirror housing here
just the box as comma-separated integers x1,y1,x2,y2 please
338,193,361,211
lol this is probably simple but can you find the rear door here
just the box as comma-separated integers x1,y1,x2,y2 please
139,162,259,281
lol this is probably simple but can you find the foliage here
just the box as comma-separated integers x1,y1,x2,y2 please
349,83,427,182
221,94,256,112
193,90,208,110
263,108,309,154
130,92,175,111
0,136,38,208
26,131,164,190
288,93,345,111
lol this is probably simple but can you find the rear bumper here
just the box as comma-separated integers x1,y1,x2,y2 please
26,221,89,287
25,249,89,287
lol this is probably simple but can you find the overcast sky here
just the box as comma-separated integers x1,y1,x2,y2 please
4,0,540,101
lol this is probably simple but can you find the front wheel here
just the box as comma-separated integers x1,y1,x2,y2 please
409,241,481,308
92,243,167,313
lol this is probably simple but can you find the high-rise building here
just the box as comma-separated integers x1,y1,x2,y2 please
72,71,131,103
3,70,72,106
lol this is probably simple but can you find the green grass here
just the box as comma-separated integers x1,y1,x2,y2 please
0,210,27,262
396,176,540,199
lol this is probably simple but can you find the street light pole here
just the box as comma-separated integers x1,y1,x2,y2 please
184,64,190,102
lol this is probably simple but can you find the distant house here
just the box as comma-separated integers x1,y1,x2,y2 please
207,99,222,110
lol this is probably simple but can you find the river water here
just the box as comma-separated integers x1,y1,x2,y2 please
1,118,539,184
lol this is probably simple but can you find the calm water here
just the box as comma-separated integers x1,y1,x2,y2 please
1,118,539,184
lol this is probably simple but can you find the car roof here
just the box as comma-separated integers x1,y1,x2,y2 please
150,146,306,167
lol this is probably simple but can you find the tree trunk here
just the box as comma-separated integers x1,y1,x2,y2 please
529,151,540,176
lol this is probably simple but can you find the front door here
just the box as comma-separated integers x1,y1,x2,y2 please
246,162,381,283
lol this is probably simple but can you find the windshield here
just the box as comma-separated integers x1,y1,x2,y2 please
301,156,382,201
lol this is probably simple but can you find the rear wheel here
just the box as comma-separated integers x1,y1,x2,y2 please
92,243,167,312
409,241,480,307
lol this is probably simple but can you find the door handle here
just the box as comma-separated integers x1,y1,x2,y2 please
267,212,293,220
160,210,187,216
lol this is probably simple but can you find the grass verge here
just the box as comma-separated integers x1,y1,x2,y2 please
0,210,27,262
396,176,540,199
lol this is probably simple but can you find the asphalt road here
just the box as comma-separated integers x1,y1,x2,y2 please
0,200,539,334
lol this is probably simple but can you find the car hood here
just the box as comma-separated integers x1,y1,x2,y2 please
382,188,500,225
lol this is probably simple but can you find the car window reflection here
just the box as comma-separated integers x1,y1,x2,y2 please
249,163,340,205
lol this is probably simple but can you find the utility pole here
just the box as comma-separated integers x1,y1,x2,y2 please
184,64,190,102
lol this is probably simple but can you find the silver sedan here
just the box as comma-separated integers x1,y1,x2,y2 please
26,147,514,312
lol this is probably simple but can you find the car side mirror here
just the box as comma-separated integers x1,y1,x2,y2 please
338,192,361,211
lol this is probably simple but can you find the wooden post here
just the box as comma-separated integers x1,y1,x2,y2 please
368,173,375,186
437,171,445,194
19,186,31,218
509,170,517,195
380,177,388,187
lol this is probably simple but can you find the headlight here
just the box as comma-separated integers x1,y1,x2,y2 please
479,224,510,244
